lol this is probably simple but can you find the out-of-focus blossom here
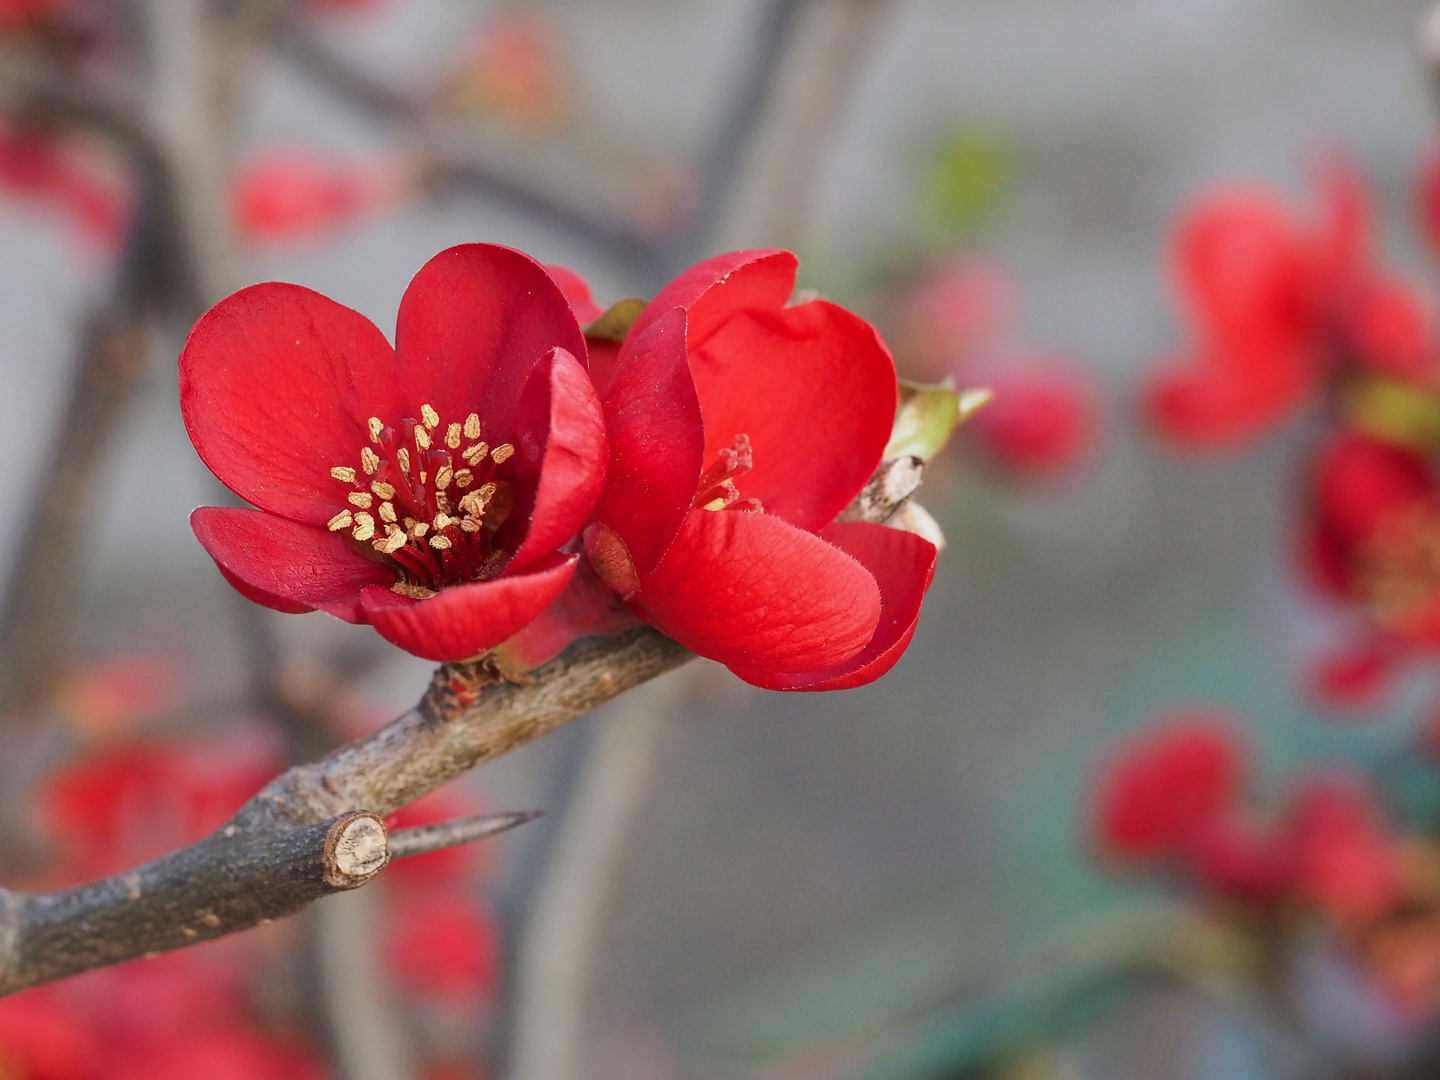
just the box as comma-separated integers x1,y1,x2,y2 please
1307,641,1402,712
965,360,1098,480
1145,161,1437,451
443,10,568,131
1092,713,1246,861
0,0,67,32
51,654,188,738
0,125,128,250
233,149,411,248
1285,775,1405,924
886,258,1014,383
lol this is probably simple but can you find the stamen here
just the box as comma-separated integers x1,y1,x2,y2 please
415,426,432,451
378,501,397,523
361,447,380,475
409,521,429,539
330,466,356,483
327,510,354,531
368,417,384,443
397,448,411,473
454,469,473,488
491,443,515,464
445,423,462,449
464,413,481,440
462,442,489,466
429,534,453,551
371,481,396,500
435,466,454,490
702,497,727,511
390,581,438,600
433,513,452,531
352,513,376,542
459,519,481,532
403,517,417,529
436,491,452,514
421,404,440,429
348,492,373,509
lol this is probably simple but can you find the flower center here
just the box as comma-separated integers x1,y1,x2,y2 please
692,433,762,512
327,404,517,599
1356,499,1440,631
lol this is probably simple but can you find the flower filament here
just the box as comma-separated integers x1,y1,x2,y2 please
329,404,517,598
693,433,762,512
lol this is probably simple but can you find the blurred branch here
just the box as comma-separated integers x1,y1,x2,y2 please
506,676,681,1080
0,627,692,994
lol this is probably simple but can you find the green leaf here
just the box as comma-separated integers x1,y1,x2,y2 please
922,130,1012,236
885,383,992,461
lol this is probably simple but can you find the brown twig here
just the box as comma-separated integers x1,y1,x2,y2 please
0,626,691,995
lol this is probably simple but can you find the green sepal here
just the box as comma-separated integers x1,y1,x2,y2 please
585,298,647,342
885,380,993,461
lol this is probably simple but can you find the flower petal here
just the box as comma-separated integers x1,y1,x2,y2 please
359,554,578,662
632,509,880,673
690,300,897,531
394,243,586,441
180,283,407,526
733,522,936,690
505,347,607,573
628,249,796,352
191,506,395,623
544,263,604,323
596,307,703,575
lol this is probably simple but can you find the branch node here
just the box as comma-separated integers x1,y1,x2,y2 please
322,811,389,889
422,657,507,721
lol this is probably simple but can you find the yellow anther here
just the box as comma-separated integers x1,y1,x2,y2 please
403,517,417,529
435,466,454,490
464,413,481,440
368,417,383,442
415,426,432,451
419,471,427,485
348,491,373,509
371,481,396,499
459,519,481,532
361,447,380,475
436,491,452,514
330,466,356,483
410,522,429,538
421,404,440,429
491,443,515,464
378,501,397,523
702,497,727,511
352,518,376,542
462,442,488,466
327,509,354,531
454,469,473,488
445,423,462,449
376,525,407,554
433,513,452,531
429,534,453,551
397,448,411,473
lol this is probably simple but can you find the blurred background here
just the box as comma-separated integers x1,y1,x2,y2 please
5,1,1440,1078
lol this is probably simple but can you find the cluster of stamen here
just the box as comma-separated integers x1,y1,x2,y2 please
692,433,762,512
1356,499,1440,631
328,404,517,599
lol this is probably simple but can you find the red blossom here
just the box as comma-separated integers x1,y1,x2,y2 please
0,0,67,32
448,10,568,130
233,149,409,247
1092,713,1247,862
182,243,604,662
0,125,128,249
547,250,937,690
1146,162,1438,451
886,257,1014,382
965,360,1098,480
1284,774,1404,924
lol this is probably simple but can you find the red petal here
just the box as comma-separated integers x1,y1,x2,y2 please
1145,340,1315,451
629,249,796,352
691,300,896,531
394,243,586,442
1345,276,1436,381
544,263,604,323
967,360,1098,480
735,521,936,690
359,554,578,661
597,307,703,575
505,347,607,572
180,283,407,526
632,509,880,673
191,506,394,622
1311,430,1435,549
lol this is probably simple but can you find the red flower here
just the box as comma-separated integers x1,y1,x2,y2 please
0,125,128,250
965,359,1098,480
182,244,604,662
1306,429,1440,647
1284,774,1404,924
1146,162,1437,450
0,0,67,32
233,149,409,247
578,250,937,690
1092,713,1246,861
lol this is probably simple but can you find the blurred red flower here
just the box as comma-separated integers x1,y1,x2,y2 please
1146,161,1436,450
448,10,568,130
183,243,603,662
966,360,1098,480
233,149,409,247
0,125,128,250
0,0,67,32
1284,775,1404,924
1092,713,1247,862
578,249,937,690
